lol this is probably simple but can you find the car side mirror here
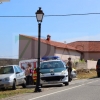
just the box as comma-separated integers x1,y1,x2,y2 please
16,72,20,74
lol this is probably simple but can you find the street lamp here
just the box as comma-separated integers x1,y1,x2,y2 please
34,7,44,92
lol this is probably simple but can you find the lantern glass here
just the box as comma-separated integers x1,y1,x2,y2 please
36,14,43,22
36,7,44,23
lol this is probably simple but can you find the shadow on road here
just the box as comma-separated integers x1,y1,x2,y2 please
25,84,63,90
42,84,63,88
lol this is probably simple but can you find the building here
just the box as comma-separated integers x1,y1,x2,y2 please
19,34,100,61
19,34,81,62
68,41,100,61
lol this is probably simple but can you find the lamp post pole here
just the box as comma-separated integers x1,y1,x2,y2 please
34,23,41,92
34,7,44,92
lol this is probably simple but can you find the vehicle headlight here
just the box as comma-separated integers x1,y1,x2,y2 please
40,73,44,76
61,70,67,74
4,77,10,81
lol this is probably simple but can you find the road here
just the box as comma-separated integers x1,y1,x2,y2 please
2,78,100,100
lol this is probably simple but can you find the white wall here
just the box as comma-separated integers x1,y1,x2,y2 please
87,60,97,69
55,48,81,62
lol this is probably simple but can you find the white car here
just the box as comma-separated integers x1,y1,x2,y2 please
0,65,26,90
40,56,69,86
71,68,77,78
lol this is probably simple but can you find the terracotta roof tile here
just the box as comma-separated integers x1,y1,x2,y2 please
20,34,78,51
67,41,100,52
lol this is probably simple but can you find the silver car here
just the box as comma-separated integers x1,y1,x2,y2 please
0,65,26,90
71,68,77,78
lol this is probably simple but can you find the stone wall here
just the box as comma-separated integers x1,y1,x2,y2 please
74,62,87,70
0,59,19,66
73,60,97,70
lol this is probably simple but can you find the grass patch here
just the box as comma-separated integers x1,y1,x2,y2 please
77,69,97,79
0,87,34,99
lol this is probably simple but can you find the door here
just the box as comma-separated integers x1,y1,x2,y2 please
16,66,25,84
14,66,21,85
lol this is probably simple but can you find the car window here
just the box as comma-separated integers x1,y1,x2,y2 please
40,61,64,69
16,66,22,73
14,66,19,73
0,66,14,74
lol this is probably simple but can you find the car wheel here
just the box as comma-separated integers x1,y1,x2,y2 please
64,82,69,86
12,80,16,90
22,79,26,88
40,84,43,88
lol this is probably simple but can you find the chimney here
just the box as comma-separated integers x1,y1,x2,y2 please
46,35,51,41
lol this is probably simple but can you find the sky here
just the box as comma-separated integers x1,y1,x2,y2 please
0,0,100,58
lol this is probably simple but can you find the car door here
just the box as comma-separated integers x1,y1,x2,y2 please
14,66,21,85
16,66,25,84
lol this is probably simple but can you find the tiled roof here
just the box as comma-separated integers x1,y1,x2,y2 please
20,34,79,51
67,41,100,52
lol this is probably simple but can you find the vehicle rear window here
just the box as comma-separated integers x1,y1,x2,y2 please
0,66,14,74
40,61,64,69
97,59,100,65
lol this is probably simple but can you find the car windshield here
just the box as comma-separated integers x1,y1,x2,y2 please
0,66,14,74
40,61,65,69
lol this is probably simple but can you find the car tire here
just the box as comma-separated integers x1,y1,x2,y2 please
22,79,26,88
12,80,16,90
40,84,43,88
64,82,69,86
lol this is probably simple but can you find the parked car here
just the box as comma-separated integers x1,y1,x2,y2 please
96,59,100,77
71,68,77,78
0,65,26,90
40,56,69,86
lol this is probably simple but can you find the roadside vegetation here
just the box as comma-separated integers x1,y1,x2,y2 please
76,69,97,79
0,87,34,99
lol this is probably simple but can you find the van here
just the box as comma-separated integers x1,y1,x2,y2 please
96,59,100,77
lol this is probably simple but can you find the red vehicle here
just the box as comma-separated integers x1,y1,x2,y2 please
96,59,100,77
19,59,38,84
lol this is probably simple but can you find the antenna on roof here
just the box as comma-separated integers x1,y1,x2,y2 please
64,41,66,43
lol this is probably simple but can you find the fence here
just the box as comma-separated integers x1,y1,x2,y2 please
73,62,87,70
87,60,97,69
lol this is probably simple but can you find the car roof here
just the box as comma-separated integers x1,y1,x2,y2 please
1,65,19,67
97,59,100,64
41,59,63,63
97,59,100,61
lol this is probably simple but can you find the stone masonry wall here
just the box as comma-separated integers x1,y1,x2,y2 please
0,59,19,66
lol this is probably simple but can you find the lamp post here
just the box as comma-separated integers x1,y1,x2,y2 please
34,7,44,92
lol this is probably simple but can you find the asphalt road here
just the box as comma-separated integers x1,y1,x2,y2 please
2,78,100,100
